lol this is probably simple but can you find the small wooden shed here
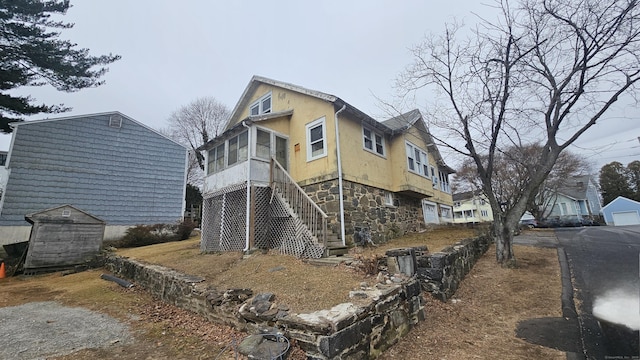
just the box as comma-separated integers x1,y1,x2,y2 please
24,204,106,271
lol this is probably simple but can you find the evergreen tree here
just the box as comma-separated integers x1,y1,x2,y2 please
625,160,640,201
599,162,634,205
0,0,120,132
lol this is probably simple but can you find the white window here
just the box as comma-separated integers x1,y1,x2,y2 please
406,142,429,176
440,206,452,219
454,202,461,207
406,143,416,171
439,171,451,193
207,143,225,175
384,191,394,206
249,93,272,116
306,117,327,161
363,126,385,156
227,131,248,166
256,129,271,160
481,210,489,217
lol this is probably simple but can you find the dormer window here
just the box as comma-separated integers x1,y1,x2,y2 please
250,93,272,116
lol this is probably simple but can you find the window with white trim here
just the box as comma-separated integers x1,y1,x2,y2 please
363,126,385,156
406,142,430,177
249,92,272,116
207,143,226,175
481,210,489,217
306,117,326,161
227,131,248,166
384,191,394,206
440,206,452,219
256,129,271,160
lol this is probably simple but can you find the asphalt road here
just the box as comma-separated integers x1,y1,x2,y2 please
555,226,640,359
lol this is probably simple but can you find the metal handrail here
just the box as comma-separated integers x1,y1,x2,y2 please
270,157,328,246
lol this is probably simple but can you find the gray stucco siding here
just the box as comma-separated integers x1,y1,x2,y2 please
0,113,187,226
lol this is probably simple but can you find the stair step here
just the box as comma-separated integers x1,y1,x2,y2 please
325,246,349,257
305,256,352,267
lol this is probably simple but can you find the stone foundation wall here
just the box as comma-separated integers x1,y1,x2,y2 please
303,179,425,244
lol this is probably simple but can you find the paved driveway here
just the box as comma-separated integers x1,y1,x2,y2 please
554,226,640,358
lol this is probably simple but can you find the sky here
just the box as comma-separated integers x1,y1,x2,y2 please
5,0,639,172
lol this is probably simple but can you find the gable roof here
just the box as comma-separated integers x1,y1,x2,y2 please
556,175,594,200
601,196,640,212
216,76,455,172
10,111,187,149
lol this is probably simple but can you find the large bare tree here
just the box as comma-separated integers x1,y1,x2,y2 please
397,0,640,264
455,146,591,221
165,97,230,186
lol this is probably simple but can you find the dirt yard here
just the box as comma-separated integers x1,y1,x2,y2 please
0,228,564,359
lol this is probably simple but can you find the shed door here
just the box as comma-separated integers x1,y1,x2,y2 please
612,211,640,226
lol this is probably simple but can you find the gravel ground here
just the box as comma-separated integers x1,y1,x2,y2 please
0,301,131,360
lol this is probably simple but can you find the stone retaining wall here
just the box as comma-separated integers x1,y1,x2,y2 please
417,236,492,301
101,235,491,359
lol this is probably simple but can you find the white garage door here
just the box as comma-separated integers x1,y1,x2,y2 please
612,211,640,226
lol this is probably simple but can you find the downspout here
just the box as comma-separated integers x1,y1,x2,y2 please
242,121,251,251
334,104,347,246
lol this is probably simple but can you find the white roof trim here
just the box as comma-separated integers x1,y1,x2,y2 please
601,196,640,212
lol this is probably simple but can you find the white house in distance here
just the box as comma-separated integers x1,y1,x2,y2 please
0,112,188,246
452,190,494,224
601,196,640,226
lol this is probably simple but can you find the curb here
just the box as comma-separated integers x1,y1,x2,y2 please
557,247,584,360
557,247,577,319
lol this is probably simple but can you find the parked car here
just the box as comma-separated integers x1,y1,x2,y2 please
519,218,538,229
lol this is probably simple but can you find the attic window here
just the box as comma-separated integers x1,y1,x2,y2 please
62,210,71,217
109,114,122,128
249,93,272,116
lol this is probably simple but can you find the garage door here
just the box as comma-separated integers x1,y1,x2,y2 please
612,211,640,226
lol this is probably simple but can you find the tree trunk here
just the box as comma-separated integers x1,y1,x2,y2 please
493,215,516,266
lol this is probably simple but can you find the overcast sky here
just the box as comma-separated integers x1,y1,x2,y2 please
6,0,639,171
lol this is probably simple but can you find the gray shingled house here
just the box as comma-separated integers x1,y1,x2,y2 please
0,112,188,246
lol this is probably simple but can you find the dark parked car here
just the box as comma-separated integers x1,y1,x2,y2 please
519,218,538,228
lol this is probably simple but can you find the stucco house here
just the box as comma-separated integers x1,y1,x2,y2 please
197,76,454,258
0,112,188,246
601,196,640,226
543,175,602,224
452,190,493,224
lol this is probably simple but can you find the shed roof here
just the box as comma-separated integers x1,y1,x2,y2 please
25,204,105,224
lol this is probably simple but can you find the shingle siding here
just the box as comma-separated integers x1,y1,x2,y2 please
0,113,187,226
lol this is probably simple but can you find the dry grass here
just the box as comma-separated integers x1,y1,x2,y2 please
354,227,479,256
0,270,248,360
115,227,478,312
0,229,564,359
380,244,565,359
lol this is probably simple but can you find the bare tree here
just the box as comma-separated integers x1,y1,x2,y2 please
396,0,640,264
527,150,592,221
165,97,230,186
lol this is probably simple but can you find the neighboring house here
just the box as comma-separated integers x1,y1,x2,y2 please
601,196,640,226
544,175,602,223
452,190,493,224
0,112,188,246
197,76,454,258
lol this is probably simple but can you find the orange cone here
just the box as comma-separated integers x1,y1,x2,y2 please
0,262,5,279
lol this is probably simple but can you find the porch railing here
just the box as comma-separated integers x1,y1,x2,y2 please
270,157,327,246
